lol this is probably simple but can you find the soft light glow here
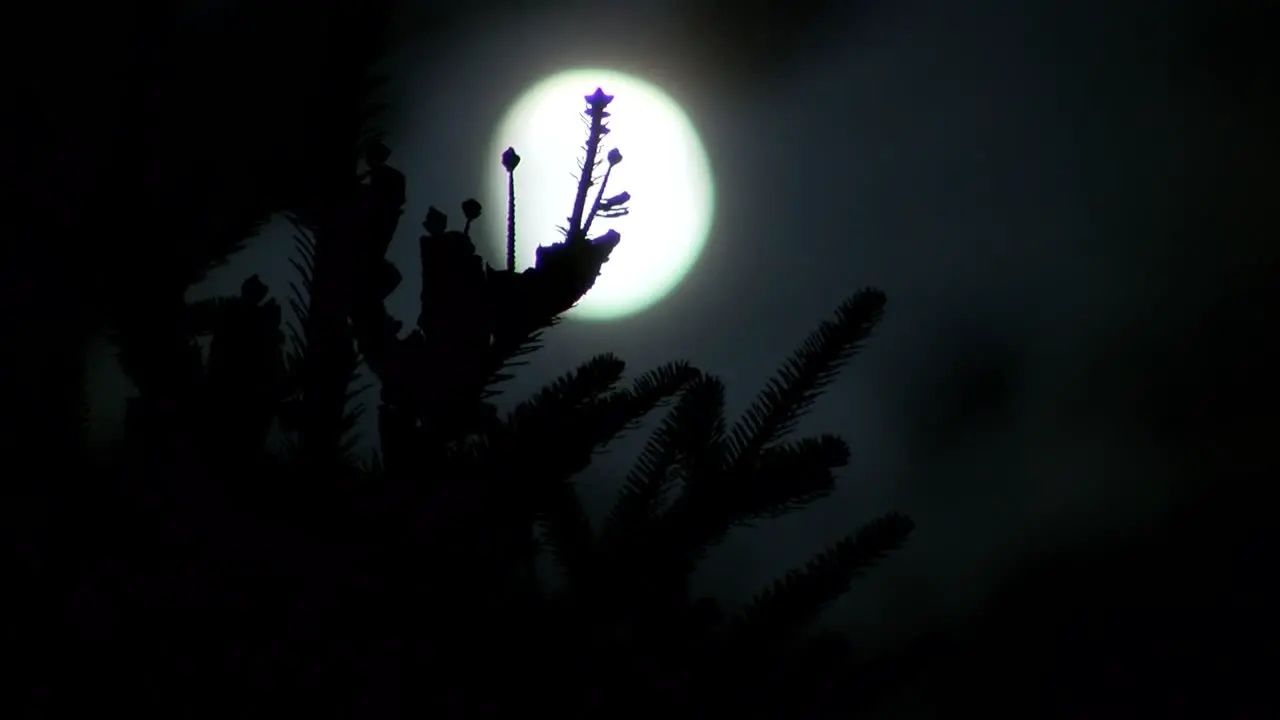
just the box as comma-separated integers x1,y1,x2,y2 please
489,69,715,321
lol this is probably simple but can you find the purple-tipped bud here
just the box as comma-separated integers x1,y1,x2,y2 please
602,191,630,207
585,87,614,108
607,148,622,166
501,147,521,172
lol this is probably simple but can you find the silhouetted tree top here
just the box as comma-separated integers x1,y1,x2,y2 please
16,60,914,716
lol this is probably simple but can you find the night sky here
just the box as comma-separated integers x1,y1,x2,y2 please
88,0,1276,667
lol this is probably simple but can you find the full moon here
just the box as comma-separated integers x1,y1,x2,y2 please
488,69,715,321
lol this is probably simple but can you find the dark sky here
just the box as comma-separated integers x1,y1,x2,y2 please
93,0,1277,652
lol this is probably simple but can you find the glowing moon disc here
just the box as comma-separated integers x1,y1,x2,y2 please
489,69,715,321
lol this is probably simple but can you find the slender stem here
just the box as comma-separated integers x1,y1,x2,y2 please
581,165,613,240
506,171,517,272
568,108,606,242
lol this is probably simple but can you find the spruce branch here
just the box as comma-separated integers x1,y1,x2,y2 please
732,432,850,522
730,512,915,639
725,288,886,471
538,475,596,589
279,213,317,410
480,360,700,508
580,360,701,451
503,353,628,436
602,373,726,545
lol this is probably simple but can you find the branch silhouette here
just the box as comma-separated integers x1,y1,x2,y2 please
13,11,915,712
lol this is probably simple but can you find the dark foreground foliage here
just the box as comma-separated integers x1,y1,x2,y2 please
7,4,913,717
